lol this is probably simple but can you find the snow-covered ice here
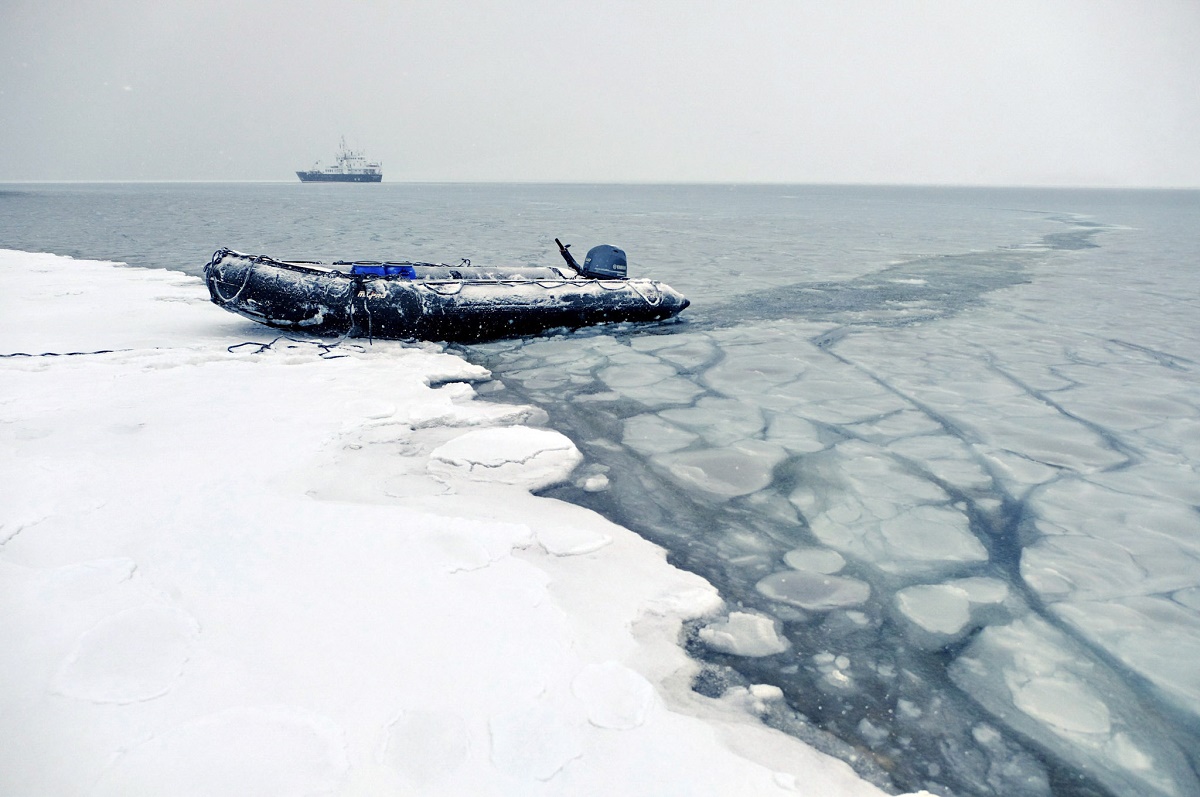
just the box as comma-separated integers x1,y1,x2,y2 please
0,250,911,795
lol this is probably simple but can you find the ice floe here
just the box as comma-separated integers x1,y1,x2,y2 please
655,439,788,499
698,611,790,657
783,546,846,574
807,500,987,575
895,584,973,636
427,425,583,490
756,570,871,610
949,616,1198,797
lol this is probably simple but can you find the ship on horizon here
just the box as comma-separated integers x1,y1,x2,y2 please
296,138,382,182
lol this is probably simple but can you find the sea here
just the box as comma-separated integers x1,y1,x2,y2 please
2,182,1198,797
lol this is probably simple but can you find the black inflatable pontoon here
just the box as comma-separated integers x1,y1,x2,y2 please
203,241,689,343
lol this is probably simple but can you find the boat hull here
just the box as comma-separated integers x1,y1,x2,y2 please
204,250,689,342
296,171,383,183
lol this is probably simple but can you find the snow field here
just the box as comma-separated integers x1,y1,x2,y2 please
0,250,911,796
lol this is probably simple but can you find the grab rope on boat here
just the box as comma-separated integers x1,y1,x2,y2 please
629,281,663,306
207,248,254,305
596,279,663,306
331,257,471,270
423,281,466,296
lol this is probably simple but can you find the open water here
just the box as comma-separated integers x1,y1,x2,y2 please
3,182,1199,797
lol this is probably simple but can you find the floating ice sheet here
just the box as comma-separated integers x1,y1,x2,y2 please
949,616,1198,797
808,501,987,575
622,413,699,456
659,397,767,448
756,570,870,610
783,547,846,574
1052,597,1200,723
654,440,787,499
699,612,791,657
894,584,972,636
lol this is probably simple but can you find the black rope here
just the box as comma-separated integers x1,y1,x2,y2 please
226,335,366,359
1,349,129,358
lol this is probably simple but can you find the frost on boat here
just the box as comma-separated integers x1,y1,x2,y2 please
203,240,689,343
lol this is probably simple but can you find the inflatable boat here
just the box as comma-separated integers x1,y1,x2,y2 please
203,241,689,343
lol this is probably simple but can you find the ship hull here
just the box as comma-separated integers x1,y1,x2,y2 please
204,249,689,343
296,171,383,183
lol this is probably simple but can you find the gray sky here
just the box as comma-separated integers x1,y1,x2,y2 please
2,0,1198,185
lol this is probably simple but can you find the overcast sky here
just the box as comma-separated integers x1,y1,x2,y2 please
2,0,1197,185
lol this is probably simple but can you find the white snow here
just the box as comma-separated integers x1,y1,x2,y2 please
570,661,657,729
428,426,583,490
0,250,909,796
53,604,199,704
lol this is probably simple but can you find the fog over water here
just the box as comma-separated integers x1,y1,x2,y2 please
2,1,1199,186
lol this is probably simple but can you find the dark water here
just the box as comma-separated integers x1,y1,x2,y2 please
0,181,1087,279
3,183,1199,797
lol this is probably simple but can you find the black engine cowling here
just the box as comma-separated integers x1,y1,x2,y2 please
580,245,627,279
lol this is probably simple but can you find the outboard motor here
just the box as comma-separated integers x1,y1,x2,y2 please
555,239,629,280
581,245,627,279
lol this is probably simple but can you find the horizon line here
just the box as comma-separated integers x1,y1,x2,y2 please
2,178,1199,191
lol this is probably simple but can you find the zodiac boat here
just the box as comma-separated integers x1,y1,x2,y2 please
203,240,689,343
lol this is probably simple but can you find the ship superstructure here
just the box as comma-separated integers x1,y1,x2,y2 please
296,138,382,182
